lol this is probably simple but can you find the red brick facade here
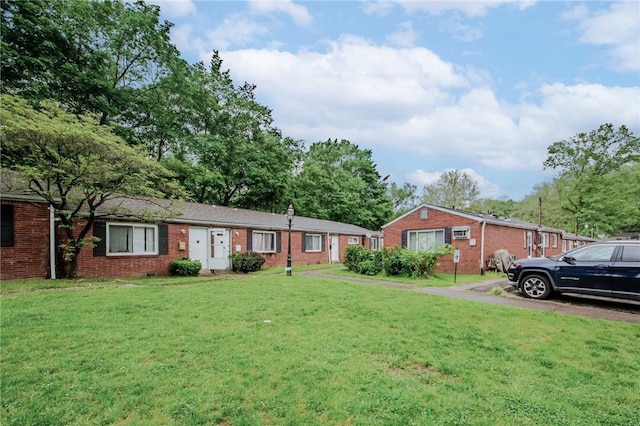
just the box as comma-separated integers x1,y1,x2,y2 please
74,222,183,279
230,228,372,268
383,205,567,274
1,200,51,280
1,201,377,280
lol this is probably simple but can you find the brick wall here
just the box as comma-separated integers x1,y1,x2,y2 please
383,206,482,274
230,229,369,268
1,202,376,280
1,201,51,280
383,206,565,274
75,221,183,279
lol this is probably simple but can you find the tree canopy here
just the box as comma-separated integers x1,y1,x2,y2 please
421,169,479,209
0,94,182,278
293,139,393,230
543,123,640,235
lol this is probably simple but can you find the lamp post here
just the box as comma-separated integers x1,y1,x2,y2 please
286,204,294,276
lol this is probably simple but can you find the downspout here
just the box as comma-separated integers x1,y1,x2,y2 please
49,205,56,279
327,232,331,263
480,220,486,275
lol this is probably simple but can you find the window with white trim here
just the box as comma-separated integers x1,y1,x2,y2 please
370,237,379,250
252,231,276,253
108,223,157,255
552,234,558,248
408,229,445,252
348,236,359,245
304,234,322,252
452,226,470,239
541,233,549,248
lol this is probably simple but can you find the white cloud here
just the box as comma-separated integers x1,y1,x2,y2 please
172,14,270,58
248,0,313,27
566,1,640,72
218,36,639,178
438,17,484,42
386,21,419,47
148,0,196,18
395,0,536,17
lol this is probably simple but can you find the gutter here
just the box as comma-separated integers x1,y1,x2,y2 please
480,220,486,274
49,205,56,279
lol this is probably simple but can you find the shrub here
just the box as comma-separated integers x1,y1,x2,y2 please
382,246,412,277
344,246,384,275
344,246,367,271
169,257,202,276
383,245,453,278
231,251,266,273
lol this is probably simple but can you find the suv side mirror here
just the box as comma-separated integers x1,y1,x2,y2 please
561,255,576,265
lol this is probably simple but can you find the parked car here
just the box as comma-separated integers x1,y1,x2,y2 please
507,240,640,301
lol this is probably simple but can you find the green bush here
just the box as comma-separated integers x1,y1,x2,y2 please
344,246,367,271
383,245,453,278
344,246,384,275
169,257,202,276
231,251,266,273
382,246,413,277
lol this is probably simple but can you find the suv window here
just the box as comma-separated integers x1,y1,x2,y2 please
620,245,640,262
570,244,616,262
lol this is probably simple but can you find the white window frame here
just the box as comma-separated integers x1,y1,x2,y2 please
370,237,379,250
452,226,470,239
348,236,360,245
107,223,158,255
304,234,322,252
407,229,445,252
541,233,549,248
552,234,558,248
252,230,276,253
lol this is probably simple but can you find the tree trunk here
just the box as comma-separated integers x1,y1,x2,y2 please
66,249,79,279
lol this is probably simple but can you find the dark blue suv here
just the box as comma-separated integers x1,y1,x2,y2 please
507,240,640,301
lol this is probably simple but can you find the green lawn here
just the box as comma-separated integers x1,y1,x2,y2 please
2,273,639,425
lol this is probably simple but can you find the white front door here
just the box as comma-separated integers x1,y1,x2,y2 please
189,227,209,270
209,228,230,270
331,236,340,262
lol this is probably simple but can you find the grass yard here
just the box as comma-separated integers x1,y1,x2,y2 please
2,273,639,425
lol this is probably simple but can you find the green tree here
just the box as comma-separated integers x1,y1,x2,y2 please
514,181,574,231
468,197,517,218
1,0,181,126
544,123,640,234
162,55,298,211
116,57,193,161
421,169,479,208
293,139,393,230
1,0,99,105
387,182,419,216
0,95,182,278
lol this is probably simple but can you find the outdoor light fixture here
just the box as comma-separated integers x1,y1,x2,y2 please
286,204,294,276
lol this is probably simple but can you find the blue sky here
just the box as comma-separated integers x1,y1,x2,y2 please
151,0,640,200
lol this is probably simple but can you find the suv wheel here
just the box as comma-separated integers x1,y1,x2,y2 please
521,274,552,299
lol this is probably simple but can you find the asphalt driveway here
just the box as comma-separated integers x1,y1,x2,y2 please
306,271,640,324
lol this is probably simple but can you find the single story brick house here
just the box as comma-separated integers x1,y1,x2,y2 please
382,204,595,275
1,192,380,280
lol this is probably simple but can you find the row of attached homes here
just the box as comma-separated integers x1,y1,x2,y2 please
1,179,595,280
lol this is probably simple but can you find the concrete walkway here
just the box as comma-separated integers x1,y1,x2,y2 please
304,270,640,324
